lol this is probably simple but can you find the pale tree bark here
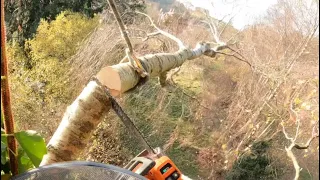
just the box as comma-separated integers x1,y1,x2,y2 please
40,7,246,167
40,41,220,166
281,101,319,180
40,81,111,165
96,43,218,96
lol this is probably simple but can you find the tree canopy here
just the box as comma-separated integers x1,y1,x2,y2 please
5,0,145,45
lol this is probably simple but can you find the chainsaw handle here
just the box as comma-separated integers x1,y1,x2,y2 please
124,157,155,176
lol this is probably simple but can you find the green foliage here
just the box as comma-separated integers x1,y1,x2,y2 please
17,148,34,174
149,0,175,11
1,129,47,176
226,141,276,180
300,168,313,180
7,11,100,139
24,11,99,102
4,0,145,45
4,0,105,45
14,131,47,167
1,130,8,165
27,11,99,61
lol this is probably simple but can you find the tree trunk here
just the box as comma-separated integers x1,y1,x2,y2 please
40,43,217,166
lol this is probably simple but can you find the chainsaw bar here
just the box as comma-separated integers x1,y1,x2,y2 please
92,77,156,154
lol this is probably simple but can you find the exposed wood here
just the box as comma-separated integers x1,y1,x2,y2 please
41,40,223,166
96,43,218,96
40,9,234,167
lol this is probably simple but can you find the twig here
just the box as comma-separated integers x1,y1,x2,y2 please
215,51,252,68
203,10,221,44
136,11,185,49
218,12,238,38
227,46,247,62
202,20,220,44
1,0,18,175
226,29,242,44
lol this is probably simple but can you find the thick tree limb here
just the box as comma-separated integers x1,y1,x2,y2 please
96,42,217,96
40,81,111,165
40,10,238,171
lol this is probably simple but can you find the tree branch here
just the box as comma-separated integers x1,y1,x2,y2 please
215,51,252,68
294,124,319,149
136,11,185,49
281,99,319,180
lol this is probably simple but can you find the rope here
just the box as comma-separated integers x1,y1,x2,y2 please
125,48,148,77
107,0,148,78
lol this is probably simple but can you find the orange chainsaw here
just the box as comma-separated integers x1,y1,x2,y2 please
125,148,182,180
11,85,184,180
100,83,184,180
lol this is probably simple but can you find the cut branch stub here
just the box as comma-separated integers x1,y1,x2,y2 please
96,64,140,97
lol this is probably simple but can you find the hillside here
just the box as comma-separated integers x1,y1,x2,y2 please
2,0,319,179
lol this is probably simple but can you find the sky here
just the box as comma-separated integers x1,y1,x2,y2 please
177,0,278,29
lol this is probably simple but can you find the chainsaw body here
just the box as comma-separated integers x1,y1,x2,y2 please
125,149,182,180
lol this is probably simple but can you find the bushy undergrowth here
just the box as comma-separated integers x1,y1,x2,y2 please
8,11,99,136
226,141,277,180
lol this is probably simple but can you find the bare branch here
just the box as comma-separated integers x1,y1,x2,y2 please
227,46,247,61
136,11,185,49
285,144,302,180
226,29,242,44
143,31,161,41
281,121,294,143
202,20,221,44
218,12,238,38
215,51,253,68
281,100,319,180
289,102,300,141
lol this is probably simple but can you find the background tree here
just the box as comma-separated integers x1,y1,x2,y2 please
4,0,145,46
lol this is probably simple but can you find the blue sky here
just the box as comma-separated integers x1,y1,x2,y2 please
178,0,278,29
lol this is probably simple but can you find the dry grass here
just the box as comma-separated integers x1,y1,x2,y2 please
10,2,318,179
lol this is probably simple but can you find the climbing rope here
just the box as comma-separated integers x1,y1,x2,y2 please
125,48,148,77
107,0,149,78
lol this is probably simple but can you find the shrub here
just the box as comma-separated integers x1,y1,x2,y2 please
25,11,99,102
226,141,276,180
